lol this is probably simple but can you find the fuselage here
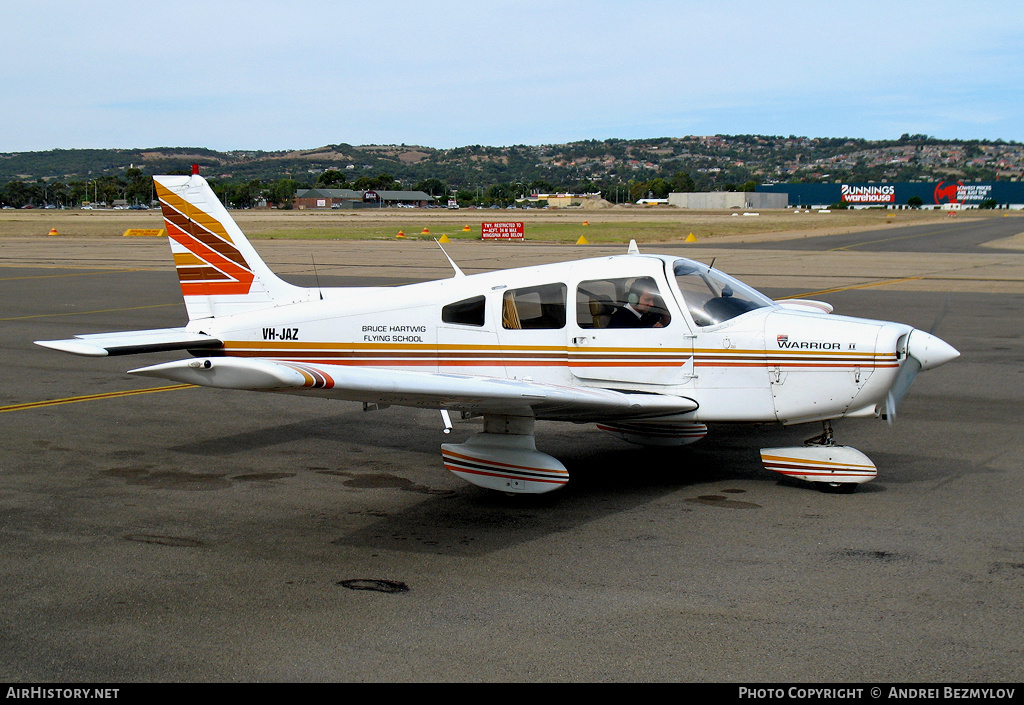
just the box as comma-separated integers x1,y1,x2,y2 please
184,253,914,427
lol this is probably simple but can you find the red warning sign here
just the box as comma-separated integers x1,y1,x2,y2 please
481,221,524,240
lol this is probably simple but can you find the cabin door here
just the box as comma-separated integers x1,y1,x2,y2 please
569,274,694,386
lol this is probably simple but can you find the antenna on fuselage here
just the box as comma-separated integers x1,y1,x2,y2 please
435,239,465,278
627,239,640,254
311,255,324,300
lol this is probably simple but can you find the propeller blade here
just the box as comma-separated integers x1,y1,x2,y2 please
885,391,896,427
890,356,921,410
928,293,952,335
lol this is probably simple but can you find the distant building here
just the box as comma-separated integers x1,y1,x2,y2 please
293,188,361,209
669,192,787,209
756,181,1024,209
294,188,435,209
518,192,604,208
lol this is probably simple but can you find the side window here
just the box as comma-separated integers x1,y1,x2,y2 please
576,277,671,329
501,283,567,329
442,295,485,327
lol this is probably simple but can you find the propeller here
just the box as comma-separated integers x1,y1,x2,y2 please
884,353,920,425
884,328,959,425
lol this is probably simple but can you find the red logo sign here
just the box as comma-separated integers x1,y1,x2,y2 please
934,180,962,204
481,222,524,240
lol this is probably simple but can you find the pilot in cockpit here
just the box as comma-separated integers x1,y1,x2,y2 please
608,280,671,328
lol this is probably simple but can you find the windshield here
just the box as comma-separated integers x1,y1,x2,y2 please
672,259,774,327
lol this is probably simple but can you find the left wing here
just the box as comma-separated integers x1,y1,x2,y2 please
129,357,698,421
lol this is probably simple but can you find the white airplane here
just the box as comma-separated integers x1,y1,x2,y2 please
36,170,959,494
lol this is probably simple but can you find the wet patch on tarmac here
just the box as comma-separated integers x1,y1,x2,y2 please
837,549,910,562
104,448,146,460
988,561,1024,578
686,488,761,509
123,533,204,548
230,472,295,482
319,470,455,495
103,466,232,491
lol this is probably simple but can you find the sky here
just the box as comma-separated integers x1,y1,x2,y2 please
4,0,1024,152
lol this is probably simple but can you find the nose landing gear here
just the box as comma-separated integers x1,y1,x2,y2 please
761,420,876,493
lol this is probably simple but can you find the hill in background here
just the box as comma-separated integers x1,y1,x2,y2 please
3,135,1022,210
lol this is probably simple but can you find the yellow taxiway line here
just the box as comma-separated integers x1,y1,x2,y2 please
779,276,925,299
1,302,180,322
0,384,195,413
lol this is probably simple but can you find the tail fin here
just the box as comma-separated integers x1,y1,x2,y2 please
155,171,307,320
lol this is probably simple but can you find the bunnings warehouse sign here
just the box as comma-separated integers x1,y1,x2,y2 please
841,184,895,203
757,181,1022,206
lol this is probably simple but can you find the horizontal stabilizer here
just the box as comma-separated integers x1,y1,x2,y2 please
35,328,222,357
129,357,698,421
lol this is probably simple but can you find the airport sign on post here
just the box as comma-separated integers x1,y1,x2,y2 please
481,221,525,240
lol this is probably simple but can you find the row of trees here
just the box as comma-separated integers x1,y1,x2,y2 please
0,167,155,209
0,165,754,210
0,170,304,210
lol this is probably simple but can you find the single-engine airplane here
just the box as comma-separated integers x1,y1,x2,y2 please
36,169,959,494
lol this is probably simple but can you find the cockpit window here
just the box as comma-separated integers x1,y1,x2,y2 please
672,259,773,327
576,277,671,329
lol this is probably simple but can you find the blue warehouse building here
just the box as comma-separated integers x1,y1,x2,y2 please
756,181,1024,209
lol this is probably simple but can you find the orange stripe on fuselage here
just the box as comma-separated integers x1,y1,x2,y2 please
216,340,897,371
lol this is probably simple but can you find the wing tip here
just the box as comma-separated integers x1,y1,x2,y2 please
34,339,109,357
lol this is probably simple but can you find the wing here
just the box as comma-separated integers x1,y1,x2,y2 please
128,357,698,421
35,328,223,357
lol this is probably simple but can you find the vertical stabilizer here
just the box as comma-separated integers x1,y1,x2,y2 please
155,172,308,320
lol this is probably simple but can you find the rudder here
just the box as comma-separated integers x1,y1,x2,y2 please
155,169,307,320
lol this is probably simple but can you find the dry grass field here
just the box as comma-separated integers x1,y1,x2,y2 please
1,204,1017,244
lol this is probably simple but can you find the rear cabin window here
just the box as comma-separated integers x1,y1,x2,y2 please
442,295,486,327
501,283,567,329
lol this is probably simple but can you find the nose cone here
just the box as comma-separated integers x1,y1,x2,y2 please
906,329,960,371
